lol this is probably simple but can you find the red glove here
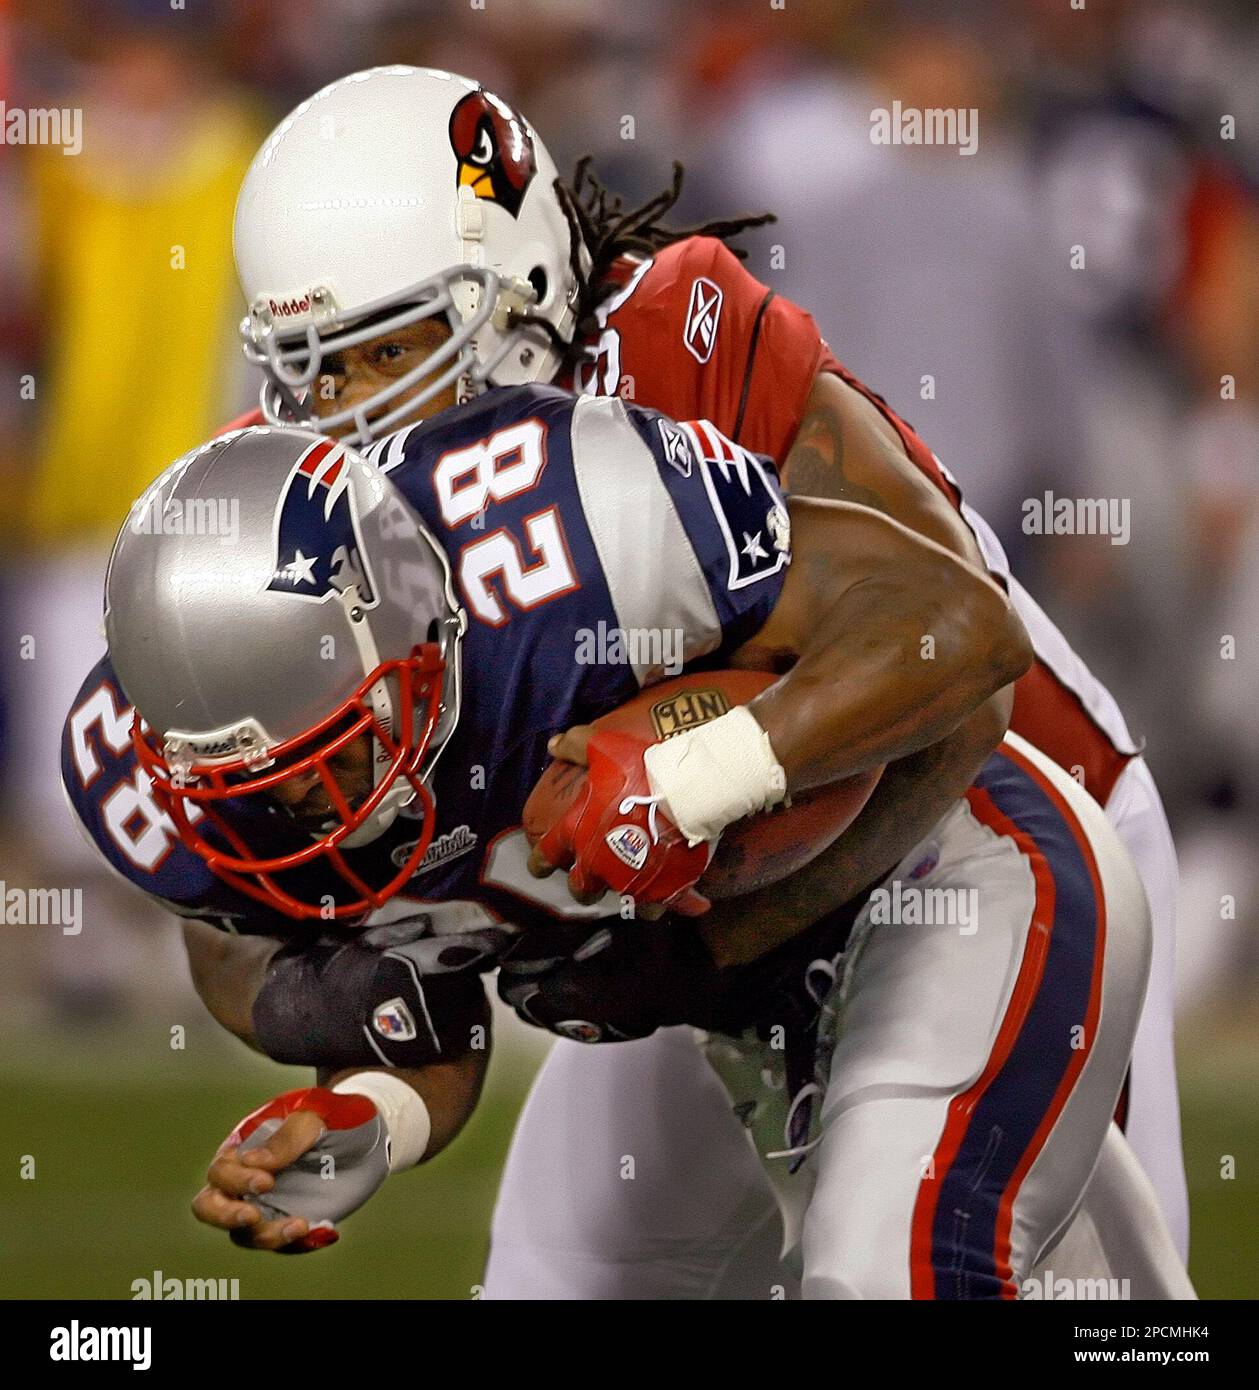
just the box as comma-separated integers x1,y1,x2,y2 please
535,730,714,915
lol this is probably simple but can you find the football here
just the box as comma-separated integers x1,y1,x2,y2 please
523,669,884,899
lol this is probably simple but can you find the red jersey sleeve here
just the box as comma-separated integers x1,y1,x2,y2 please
596,236,827,463
735,271,839,464
717,243,961,504
578,239,1133,802
594,236,952,497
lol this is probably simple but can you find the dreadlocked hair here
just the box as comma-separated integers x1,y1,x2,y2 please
544,158,777,376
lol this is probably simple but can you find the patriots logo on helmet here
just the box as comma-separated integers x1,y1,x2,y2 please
448,88,536,218
267,438,377,605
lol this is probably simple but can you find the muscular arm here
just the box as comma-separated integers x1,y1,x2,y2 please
734,495,1028,791
699,685,1010,966
701,372,1020,966
189,932,492,1249
183,919,279,1050
183,919,492,1158
781,371,981,558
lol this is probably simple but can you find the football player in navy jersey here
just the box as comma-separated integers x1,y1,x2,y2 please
64,382,1174,1297
54,66,1193,1295
71,393,877,937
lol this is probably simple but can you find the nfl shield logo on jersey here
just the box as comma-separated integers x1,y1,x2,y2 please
372,997,418,1042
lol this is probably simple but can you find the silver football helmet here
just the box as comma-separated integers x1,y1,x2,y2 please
106,425,465,921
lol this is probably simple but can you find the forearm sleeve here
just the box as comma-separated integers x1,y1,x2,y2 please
252,933,497,1070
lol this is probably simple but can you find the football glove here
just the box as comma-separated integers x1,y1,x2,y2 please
534,730,714,915
227,1087,389,1253
497,917,721,1043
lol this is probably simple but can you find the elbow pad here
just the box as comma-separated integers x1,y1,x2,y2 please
252,931,500,1070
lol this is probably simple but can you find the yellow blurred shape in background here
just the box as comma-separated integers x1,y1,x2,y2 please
24,102,259,541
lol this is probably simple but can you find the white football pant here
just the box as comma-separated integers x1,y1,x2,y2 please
485,735,1189,1299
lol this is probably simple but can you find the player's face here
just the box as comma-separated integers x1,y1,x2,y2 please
266,733,375,834
312,318,459,435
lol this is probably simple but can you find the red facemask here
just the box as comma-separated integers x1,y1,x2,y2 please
133,645,447,922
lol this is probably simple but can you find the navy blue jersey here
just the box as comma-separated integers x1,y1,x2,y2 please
61,385,791,948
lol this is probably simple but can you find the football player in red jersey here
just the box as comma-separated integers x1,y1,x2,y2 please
168,67,1185,1289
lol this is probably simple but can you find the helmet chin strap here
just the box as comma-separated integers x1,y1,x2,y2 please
336,585,418,850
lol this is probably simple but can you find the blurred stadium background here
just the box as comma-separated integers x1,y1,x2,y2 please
0,0,1256,1299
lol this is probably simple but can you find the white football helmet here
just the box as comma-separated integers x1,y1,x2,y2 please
234,66,585,444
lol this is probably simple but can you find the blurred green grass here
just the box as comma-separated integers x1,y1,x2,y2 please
0,1013,1253,1299
0,1019,539,1300
1176,1015,1259,1300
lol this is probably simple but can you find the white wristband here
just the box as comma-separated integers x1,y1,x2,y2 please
332,1072,431,1172
643,706,787,845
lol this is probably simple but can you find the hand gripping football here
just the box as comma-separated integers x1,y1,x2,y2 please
534,727,715,913
525,670,884,900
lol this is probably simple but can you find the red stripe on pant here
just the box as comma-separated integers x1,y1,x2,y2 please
991,744,1108,1285
909,783,1055,1299
909,752,1108,1298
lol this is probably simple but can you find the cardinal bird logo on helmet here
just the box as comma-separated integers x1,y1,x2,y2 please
267,438,377,606
448,88,536,218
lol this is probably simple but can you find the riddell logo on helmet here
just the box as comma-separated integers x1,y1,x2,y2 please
268,296,311,318
187,736,241,757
